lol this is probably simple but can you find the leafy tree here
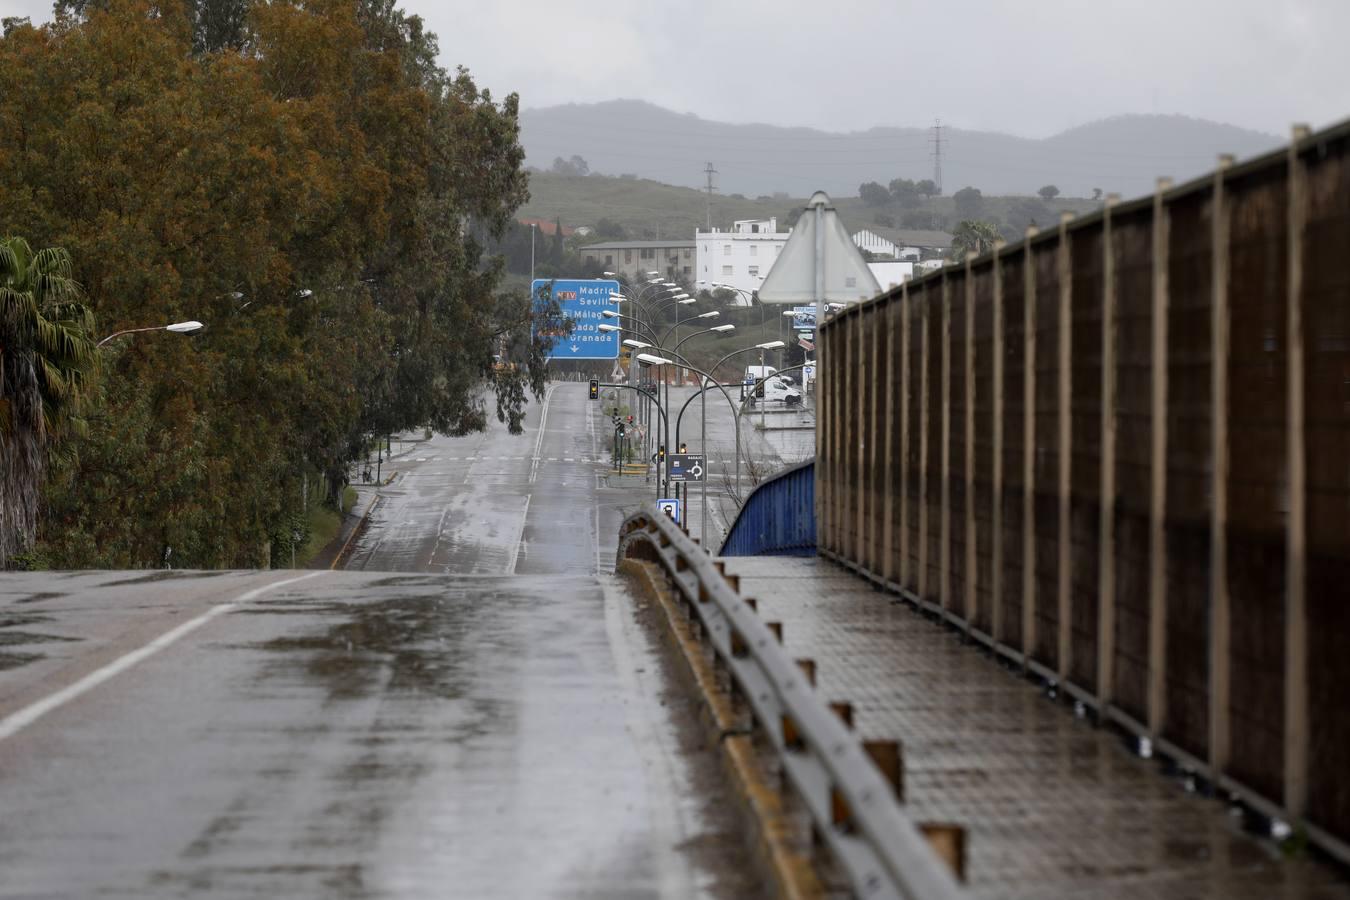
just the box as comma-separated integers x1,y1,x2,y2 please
1038,184,1061,200
916,179,939,199
888,177,919,207
1092,187,1103,201
949,220,1000,259
1005,198,1054,232
901,209,939,230
0,0,542,568
551,154,589,176
953,186,983,218
594,217,627,239
873,212,896,228
0,238,97,566
858,180,890,206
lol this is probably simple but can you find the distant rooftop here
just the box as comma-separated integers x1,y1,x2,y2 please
855,226,954,249
579,240,696,250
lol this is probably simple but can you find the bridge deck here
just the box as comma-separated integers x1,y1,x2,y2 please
718,556,1350,899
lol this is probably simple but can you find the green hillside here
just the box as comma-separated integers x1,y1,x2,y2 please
520,172,1101,244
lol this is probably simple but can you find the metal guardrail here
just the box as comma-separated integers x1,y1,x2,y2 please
619,506,963,900
720,460,816,557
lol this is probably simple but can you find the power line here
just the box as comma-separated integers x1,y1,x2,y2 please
930,119,945,194
703,161,718,230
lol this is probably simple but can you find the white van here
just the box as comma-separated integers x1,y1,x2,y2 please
747,376,803,408
743,364,777,383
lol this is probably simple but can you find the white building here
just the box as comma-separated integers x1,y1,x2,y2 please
867,261,914,290
852,228,900,258
695,218,790,304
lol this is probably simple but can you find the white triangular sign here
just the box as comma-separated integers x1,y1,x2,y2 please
758,191,881,305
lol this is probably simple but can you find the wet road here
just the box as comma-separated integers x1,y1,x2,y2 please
0,384,756,898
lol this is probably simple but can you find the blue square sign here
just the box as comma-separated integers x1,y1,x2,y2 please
533,278,620,360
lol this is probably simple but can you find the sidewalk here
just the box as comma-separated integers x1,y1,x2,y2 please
715,556,1350,899
309,432,432,570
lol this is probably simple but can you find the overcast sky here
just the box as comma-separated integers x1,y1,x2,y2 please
4,0,1347,138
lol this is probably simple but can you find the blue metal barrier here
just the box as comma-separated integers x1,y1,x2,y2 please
719,461,815,556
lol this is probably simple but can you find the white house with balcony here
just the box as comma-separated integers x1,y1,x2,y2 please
694,218,790,305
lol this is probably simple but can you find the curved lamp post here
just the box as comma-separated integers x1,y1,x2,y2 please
97,320,204,348
635,351,756,541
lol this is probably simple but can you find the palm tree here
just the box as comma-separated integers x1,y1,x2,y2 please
949,220,1002,259
0,237,98,566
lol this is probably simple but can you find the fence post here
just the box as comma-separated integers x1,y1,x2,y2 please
941,267,952,614
1208,154,1235,776
900,283,911,591
827,317,839,552
1098,195,1120,707
965,253,979,625
1284,125,1311,819
1057,211,1075,681
868,306,881,571
883,298,897,583
919,290,931,604
991,241,1006,643
1148,177,1173,735
1022,230,1040,662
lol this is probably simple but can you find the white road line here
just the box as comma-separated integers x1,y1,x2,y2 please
0,571,326,743
528,383,560,485
508,493,531,575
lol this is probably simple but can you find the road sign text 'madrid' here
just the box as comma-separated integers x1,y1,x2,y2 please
533,278,620,360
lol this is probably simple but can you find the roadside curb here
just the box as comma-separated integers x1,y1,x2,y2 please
327,495,380,571
619,558,824,900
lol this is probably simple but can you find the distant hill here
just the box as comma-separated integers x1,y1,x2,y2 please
519,100,1282,200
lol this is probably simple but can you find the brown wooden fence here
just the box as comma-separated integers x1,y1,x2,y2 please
817,120,1350,858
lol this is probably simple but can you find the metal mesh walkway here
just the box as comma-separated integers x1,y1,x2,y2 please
719,556,1350,899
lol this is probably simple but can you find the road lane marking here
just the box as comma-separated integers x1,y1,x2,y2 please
528,383,560,484
0,571,325,743
508,493,531,575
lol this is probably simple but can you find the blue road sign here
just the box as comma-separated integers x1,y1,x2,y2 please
533,278,620,360
657,498,681,522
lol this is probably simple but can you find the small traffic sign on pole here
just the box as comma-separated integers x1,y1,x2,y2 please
657,498,681,522
668,453,705,482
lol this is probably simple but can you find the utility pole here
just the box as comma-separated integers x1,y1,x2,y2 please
930,119,945,195
703,162,718,230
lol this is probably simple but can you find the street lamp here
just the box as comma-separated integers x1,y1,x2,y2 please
97,320,205,348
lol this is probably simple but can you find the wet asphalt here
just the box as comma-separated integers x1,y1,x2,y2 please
0,384,759,898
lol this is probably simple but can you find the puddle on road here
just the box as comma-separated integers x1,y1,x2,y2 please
100,570,233,587
0,651,43,671
15,592,65,604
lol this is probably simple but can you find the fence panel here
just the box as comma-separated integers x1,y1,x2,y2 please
812,119,1350,859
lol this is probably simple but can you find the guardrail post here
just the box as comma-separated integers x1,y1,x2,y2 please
1209,154,1235,776
1283,125,1311,820
1098,195,1120,707
863,740,903,801
920,824,967,882
1148,177,1173,736
1023,228,1040,662
992,241,1006,642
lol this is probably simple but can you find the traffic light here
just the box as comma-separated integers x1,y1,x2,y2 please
678,443,687,454
627,415,634,425
588,379,599,400
617,423,626,438
658,445,666,461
